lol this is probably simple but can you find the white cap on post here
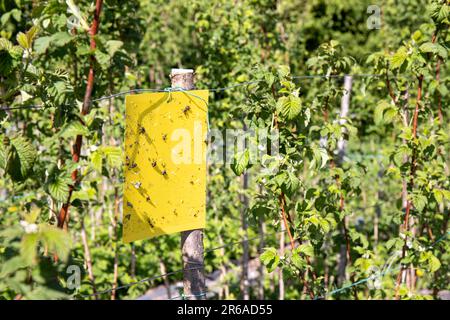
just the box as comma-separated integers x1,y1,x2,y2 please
170,68,195,90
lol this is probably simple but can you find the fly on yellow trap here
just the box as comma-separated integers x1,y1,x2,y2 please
122,90,208,243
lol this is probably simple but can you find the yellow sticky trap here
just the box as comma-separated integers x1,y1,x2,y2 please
123,90,208,243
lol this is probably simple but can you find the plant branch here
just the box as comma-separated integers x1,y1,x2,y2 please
395,74,423,299
58,0,104,229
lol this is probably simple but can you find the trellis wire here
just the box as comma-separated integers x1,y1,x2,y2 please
80,230,449,299
80,230,270,298
81,266,203,298
315,231,450,299
0,73,382,112
170,292,208,300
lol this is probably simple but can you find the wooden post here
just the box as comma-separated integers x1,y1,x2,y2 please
170,68,206,300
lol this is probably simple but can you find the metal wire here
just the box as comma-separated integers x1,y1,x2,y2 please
73,226,449,299
317,231,450,299
80,266,203,298
170,292,208,300
0,73,382,112
79,230,283,298
0,105,43,111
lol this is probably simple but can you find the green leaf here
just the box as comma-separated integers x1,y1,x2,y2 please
282,170,300,197
72,187,96,202
0,256,27,278
391,46,408,69
106,40,123,57
20,233,39,265
1,135,37,182
45,168,71,202
433,189,443,205
231,149,250,176
311,145,329,169
16,32,28,49
90,150,103,172
297,243,314,257
260,248,279,273
419,42,436,54
40,225,71,262
26,26,39,47
442,190,450,200
100,146,122,169
428,255,441,273
411,193,427,212
51,32,73,47
59,121,89,139
374,100,390,125
95,50,110,68
291,252,306,269
277,65,290,79
34,36,52,54
276,95,302,120
383,107,398,123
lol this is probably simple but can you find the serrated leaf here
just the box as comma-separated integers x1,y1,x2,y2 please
433,189,443,204
39,225,71,262
260,248,279,273
391,46,408,69
282,170,300,197
231,149,250,176
26,26,39,46
3,136,37,182
72,187,96,201
291,252,306,269
383,107,398,123
90,150,102,172
374,100,390,125
20,233,39,265
106,40,123,57
100,146,122,169
442,190,450,200
412,193,427,212
51,31,72,47
0,256,28,278
419,42,436,54
297,243,314,257
45,169,71,202
95,50,110,68
34,36,52,54
277,65,290,79
311,145,329,169
277,95,302,120
428,255,441,273
59,121,89,139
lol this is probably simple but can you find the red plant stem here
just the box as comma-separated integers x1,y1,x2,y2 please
271,84,316,298
58,0,104,229
280,193,315,299
331,157,357,299
395,75,423,299
279,193,295,249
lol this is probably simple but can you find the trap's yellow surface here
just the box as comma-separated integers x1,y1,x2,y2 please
123,90,208,243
